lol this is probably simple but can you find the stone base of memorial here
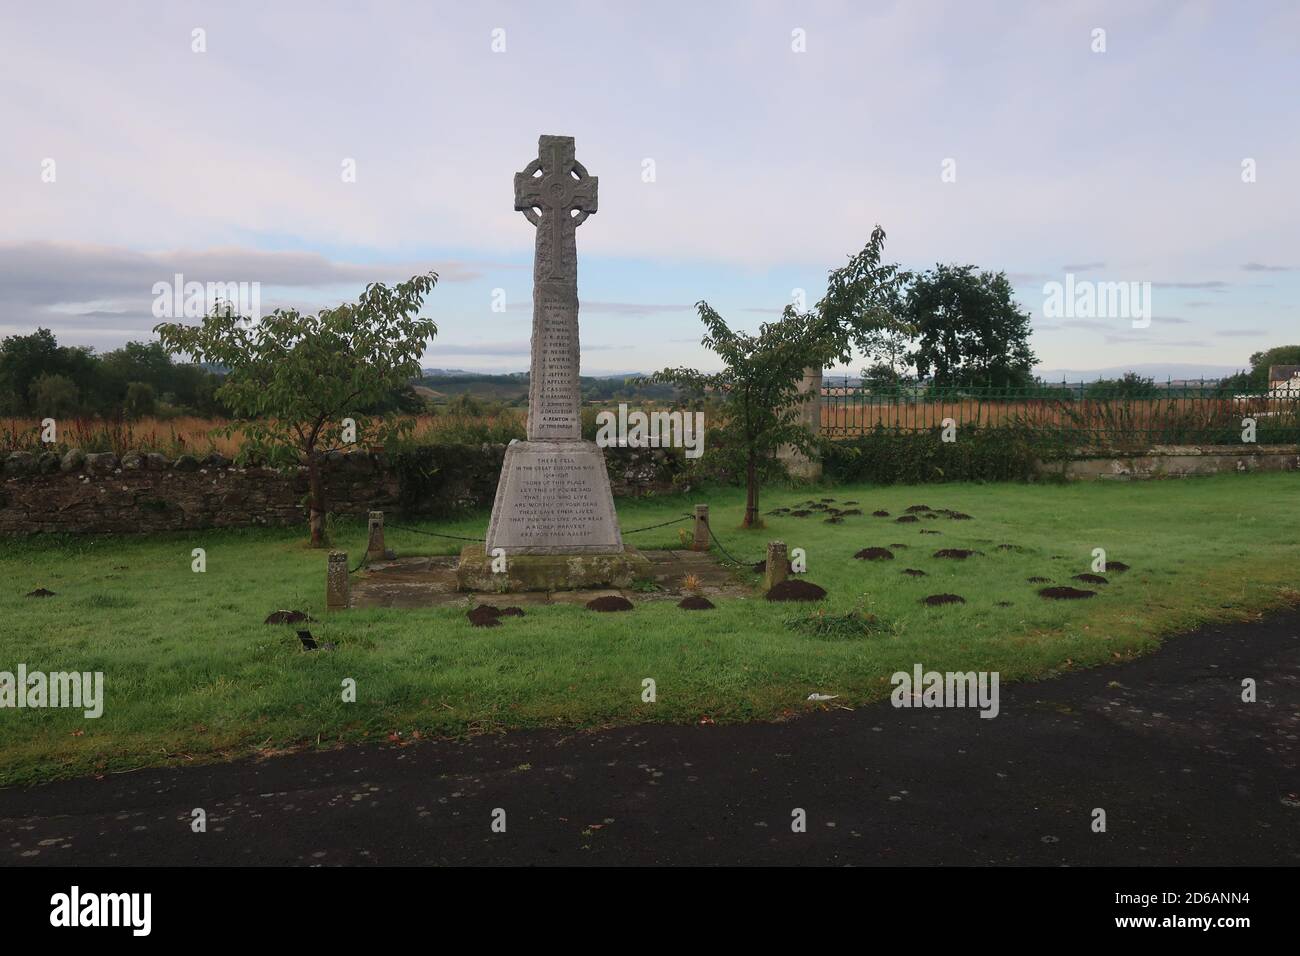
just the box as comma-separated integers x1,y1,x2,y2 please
455,544,652,591
455,439,652,591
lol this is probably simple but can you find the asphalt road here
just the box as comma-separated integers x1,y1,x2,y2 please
2,610,1297,866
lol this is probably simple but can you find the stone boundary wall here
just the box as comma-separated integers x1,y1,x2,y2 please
0,444,685,536
1051,444,1299,480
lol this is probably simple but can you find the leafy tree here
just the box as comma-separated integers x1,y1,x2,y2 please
0,328,103,412
858,318,916,389
0,330,226,416
29,373,80,416
1084,372,1160,400
123,381,157,418
649,228,906,527
905,265,1037,389
156,273,439,546
1217,344,1300,393
648,304,834,527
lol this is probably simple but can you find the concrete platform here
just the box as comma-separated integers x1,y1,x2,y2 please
348,549,750,609
455,543,653,592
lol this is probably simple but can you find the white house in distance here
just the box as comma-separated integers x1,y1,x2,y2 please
1267,365,1300,396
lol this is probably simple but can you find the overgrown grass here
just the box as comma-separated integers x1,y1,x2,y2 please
2,474,1297,786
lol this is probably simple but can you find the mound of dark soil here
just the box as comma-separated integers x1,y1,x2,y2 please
890,543,909,548
467,605,503,627
765,509,788,516
766,580,828,602
808,503,828,511
823,516,844,524
497,606,525,617
819,498,835,503
905,504,933,513
678,595,716,610
923,593,965,606
842,500,858,505
1107,561,1131,572
901,568,927,577
1026,576,1052,583
934,549,978,559
895,515,919,523
945,512,973,520
790,510,811,517
872,510,890,517
854,547,894,560
1072,573,1109,585
264,609,311,624
839,508,862,516
996,544,1020,551
1038,586,1096,600
25,588,56,598
587,595,634,612
919,529,942,535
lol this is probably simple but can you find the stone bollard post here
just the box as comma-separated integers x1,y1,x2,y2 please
366,511,385,560
327,551,350,610
763,540,789,591
692,504,710,552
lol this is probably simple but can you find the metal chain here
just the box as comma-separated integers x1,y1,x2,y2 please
386,523,487,543
621,514,694,535
703,518,761,567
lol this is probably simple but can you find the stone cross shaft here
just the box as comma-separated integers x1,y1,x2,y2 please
514,135,598,441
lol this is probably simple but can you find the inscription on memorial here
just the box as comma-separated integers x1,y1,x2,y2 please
529,289,581,439
497,455,608,543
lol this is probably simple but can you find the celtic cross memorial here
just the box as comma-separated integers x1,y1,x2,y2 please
482,135,626,558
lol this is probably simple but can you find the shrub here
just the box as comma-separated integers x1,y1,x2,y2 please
822,424,1045,484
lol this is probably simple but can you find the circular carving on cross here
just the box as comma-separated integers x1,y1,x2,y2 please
514,136,598,228
545,176,573,208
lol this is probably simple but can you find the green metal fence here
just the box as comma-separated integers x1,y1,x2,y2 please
819,379,1300,447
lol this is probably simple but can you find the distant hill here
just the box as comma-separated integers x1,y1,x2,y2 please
1034,363,1242,383
413,371,677,405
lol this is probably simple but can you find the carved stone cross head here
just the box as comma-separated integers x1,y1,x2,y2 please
514,134,598,228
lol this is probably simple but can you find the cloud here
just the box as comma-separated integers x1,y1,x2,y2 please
580,302,694,316
507,300,693,315
1103,334,1208,348
0,241,478,306
1152,281,1231,290
0,240,482,343
1061,261,1107,272
1213,329,1268,337
3,1,1298,373
429,340,631,356
1241,262,1296,272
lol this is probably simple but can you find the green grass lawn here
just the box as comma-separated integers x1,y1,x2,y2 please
2,473,1297,786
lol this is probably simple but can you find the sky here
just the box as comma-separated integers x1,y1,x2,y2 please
2,0,1297,378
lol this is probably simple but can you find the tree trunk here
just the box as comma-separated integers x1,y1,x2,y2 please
743,453,759,528
307,449,327,547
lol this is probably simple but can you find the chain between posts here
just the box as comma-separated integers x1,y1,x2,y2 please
357,513,736,564
385,523,487,543
702,518,761,567
621,514,694,536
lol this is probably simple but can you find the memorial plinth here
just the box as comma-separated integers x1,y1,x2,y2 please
457,134,649,591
